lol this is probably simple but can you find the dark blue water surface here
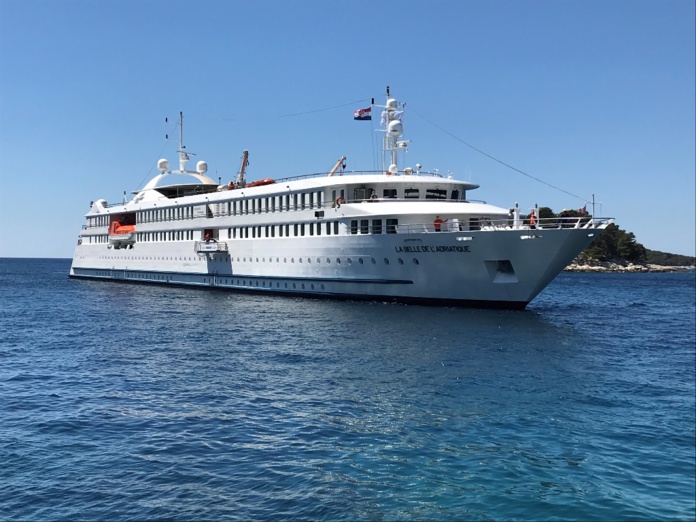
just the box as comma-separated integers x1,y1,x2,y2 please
1,258,694,521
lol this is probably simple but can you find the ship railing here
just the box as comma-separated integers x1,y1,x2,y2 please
194,240,229,253
395,216,612,234
272,169,446,184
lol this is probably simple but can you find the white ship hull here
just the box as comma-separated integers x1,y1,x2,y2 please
71,215,602,308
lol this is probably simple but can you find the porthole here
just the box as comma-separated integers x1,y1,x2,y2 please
398,258,404,265
336,258,341,264
347,258,352,265
371,258,376,264
413,258,420,265
384,258,390,265
359,258,364,264
327,258,331,264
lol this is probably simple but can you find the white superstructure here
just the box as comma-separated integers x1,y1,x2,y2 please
70,91,611,309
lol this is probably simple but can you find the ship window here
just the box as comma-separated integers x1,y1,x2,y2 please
426,188,447,200
470,217,481,231
325,222,331,235
293,194,298,210
350,220,358,234
316,222,321,236
265,225,269,237
333,222,339,235
404,188,419,199
372,219,382,234
383,189,397,199
386,219,398,234
301,193,306,210
300,223,305,236
309,223,314,236
294,223,299,236
360,219,369,234
354,188,367,201
316,191,322,208
279,225,283,237
451,190,460,200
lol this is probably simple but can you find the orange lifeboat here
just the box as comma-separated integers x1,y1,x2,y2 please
246,178,275,188
109,221,136,248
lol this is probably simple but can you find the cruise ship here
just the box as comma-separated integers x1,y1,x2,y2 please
69,90,611,309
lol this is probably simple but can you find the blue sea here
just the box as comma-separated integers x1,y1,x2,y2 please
1,258,694,521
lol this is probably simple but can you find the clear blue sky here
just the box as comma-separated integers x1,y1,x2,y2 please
1,0,694,258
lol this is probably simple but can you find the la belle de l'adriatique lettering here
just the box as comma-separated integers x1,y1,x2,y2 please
70,87,612,309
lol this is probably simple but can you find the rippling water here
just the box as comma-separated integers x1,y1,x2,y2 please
1,258,694,521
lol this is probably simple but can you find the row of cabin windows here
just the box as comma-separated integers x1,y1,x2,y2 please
228,221,341,239
218,191,325,216
126,191,326,226
86,187,463,229
86,231,197,243
86,217,402,245
139,206,196,223
349,219,399,234
87,215,110,228
136,230,196,242
372,188,460,200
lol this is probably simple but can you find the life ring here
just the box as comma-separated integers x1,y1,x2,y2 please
335,196,345,208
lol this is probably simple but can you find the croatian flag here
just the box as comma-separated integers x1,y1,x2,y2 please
354,107,372,120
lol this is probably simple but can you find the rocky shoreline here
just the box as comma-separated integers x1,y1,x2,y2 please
565,262,695,273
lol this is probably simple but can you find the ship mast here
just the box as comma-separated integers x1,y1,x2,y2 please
175,111,195,173
381,85,409,174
